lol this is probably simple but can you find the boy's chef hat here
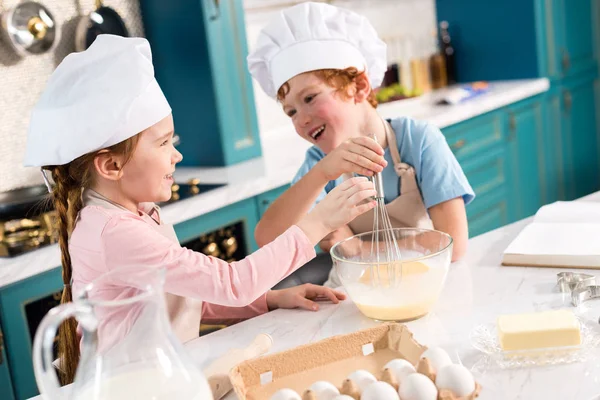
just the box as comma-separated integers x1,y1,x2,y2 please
24,34,171,167
247,2,387,98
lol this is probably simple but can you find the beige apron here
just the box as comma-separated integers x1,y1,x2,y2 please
83,190,203,344
324,120,433,288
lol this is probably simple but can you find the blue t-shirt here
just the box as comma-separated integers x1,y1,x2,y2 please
292,116,475,210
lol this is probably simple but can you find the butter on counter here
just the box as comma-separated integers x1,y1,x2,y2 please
497,309,581,351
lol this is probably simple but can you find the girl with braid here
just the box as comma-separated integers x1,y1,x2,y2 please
24,35,376,384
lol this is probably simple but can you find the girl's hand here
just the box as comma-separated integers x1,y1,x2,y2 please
266,283,346,311
297,177,376,245
314,137,387,182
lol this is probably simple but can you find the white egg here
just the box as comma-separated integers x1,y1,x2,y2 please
384,358,416,382
361,381,400,400
270,388,302,400
435,364,476,397
332,396,355,400
419,347,452,372
346,370,377,393
308,381,340,400
398,373,438,400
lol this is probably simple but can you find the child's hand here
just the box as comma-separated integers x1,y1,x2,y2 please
319,224,355,253
297,177,376,244
315,137,387,182
266,284,346,311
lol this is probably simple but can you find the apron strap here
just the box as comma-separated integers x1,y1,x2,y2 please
382,119,403,168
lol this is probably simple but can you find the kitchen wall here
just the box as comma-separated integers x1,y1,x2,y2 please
0,0,144,192
243,0,438,140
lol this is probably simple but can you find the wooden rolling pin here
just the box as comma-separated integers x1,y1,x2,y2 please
203,333,273,399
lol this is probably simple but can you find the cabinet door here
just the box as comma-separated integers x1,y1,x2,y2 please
505,99,545,220
255,185,290,219
140,0,262,167
0,325,15,400
463,148,512,237
561,76,599,199
175,197,260,253
543,90,567,202
554,0,597,78
0,268,63,400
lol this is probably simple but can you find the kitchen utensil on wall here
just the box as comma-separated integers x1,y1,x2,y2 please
75,0,128,52
1,0,59,57
203,333,273,399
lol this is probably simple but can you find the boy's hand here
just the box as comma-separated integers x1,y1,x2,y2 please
319,224,355,253
315,137,387,182
266,284,346,311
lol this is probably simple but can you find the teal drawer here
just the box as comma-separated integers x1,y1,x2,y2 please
460,146,507,198
466,189,510,237
442,111,503,163
255,184,290,219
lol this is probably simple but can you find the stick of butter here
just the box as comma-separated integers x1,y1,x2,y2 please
497,309,581,351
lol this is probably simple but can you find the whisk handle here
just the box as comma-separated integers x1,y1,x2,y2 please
373,172,385,199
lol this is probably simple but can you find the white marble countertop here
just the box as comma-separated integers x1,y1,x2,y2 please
28,190,600,400
184,190,600,400
0,78,550,290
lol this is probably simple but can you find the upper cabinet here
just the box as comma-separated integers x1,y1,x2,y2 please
140,0,262,167
554,0,597,78
435,0,598,83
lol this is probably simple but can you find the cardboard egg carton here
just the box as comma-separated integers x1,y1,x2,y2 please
230,323,481,400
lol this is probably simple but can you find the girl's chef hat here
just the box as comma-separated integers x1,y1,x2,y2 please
24,34,171,167
247,1,387,99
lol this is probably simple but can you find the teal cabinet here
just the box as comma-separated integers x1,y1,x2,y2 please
442,110,514,236
554,0,597,79
175,197,260,253
443,96,545,236
0,268,62,400
505,99,545,220
255,185,290,219
435,0,597,82
560,74,600,199
0,325,15,400
140,0,262,167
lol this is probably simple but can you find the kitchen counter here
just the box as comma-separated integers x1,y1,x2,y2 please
28,190,600,400
0,78,549,290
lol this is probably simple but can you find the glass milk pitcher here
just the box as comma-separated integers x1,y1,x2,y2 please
32,265,213,400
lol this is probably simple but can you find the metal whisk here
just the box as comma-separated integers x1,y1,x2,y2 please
369,135,403,287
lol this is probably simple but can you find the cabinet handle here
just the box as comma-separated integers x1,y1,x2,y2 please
507,114,517,141
450,139,466,151
261,199,270,206
563,90,572,112
562,49,571,73
0,329,3,364
209,0,221,20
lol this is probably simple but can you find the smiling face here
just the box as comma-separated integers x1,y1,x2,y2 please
279,69,376,154
119,114,182,204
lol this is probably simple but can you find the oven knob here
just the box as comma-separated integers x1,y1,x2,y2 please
188,178,200,195
222,236,238,257
171,184,180,201
203,242,220,258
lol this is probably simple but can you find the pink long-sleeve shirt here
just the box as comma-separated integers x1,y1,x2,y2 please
69,189,316,350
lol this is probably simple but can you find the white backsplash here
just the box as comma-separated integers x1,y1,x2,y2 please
243,0,438,140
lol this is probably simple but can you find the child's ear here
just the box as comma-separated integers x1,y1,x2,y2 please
94,150,125,181
353,72,372,103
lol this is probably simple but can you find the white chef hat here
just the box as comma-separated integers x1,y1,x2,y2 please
247,2,387,99
23,34,171,167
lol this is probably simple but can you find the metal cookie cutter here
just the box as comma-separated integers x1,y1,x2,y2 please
557,272,596,293
572,285,600,307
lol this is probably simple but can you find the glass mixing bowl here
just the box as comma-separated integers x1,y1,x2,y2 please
330,228,453,322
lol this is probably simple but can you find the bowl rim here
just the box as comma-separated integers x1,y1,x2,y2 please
329,227,454,265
